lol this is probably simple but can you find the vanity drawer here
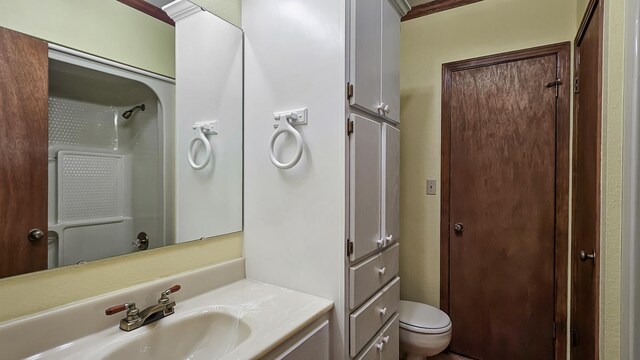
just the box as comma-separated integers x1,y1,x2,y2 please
349,243,399,309
355,314,399,360
349,277,400,356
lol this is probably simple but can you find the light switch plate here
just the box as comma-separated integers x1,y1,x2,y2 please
426,179,437,195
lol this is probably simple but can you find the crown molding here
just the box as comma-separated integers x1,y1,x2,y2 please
162,0,203,22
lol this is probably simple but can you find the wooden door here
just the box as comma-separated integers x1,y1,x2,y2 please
0,27,49,278
350,0,382,115
442,44,570,359
349,114,382,262
382,123,400,244
571,0,603,358
381,0,401,123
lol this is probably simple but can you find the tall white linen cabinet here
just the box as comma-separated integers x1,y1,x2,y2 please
243,0,409,358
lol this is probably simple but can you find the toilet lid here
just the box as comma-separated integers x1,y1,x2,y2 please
399,300,452,334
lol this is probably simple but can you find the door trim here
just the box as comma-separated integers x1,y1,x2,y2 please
440,42,571,359
572,0,603,358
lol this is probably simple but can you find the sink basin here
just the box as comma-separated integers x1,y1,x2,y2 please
101,310,250,360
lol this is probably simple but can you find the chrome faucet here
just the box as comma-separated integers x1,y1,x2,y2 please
105,285,181,331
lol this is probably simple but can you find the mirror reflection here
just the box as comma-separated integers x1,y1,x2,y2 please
0,0,243,278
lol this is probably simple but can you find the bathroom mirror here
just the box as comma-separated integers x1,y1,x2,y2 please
0,0,243,279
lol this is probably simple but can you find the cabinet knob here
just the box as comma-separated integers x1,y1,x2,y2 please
453,223,464,233
378,307,387,316
376,335,390,352
377,238,387,247
376,267,386,276
383,104,390,114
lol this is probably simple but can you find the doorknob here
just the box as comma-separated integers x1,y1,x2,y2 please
28,228,44,242
453,223,464,233
579,250,596,262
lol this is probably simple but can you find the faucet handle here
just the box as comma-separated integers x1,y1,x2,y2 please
105,303,137,316
163,284,181,296
159,285,181,304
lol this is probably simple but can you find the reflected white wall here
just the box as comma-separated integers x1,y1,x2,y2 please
170,3,244,242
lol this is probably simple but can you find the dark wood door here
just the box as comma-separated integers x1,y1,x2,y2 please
571,1,603,359
0,27,49,278
442,44,570,359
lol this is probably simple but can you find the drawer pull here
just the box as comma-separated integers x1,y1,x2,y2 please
376,335,390,352
378,307,388,316
376,267,387,276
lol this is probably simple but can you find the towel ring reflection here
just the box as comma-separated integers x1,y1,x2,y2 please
188,122,218,170
270,113,304,169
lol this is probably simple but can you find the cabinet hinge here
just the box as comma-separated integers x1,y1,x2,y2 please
347,239,354,256
347,119,354,136
574,77,580,94
347,82,354,100
553,323,556,339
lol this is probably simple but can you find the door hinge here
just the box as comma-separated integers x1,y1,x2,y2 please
347,239,354,257
347,119,354,136
347,82,354,100
574,77,580,93
545,79,563,98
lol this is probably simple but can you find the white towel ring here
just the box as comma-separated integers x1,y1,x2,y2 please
188,125,213,170
269,115,304,169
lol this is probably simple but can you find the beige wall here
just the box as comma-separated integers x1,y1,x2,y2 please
0,0,244,324
600,0,625,358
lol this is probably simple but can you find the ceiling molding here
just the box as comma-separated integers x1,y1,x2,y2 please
162,0,203,22
391,0,412,16
117,0,175,26
402,0,483,21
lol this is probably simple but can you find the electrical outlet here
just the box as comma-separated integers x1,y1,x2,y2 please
426,179,437,195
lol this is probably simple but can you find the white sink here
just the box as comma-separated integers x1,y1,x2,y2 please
0,259,333,360
101,309,250,360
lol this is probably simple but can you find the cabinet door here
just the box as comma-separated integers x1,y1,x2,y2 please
350,114,382,262
381,0,401,123
382,124,400,244
350,0,382,115
0,27,48,278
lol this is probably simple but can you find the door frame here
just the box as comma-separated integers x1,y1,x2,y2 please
572,0,603,357
440,42,571,359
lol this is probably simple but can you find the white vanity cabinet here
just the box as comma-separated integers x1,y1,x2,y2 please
347,111,401,358
349,118,400,263
350,0,404,123
347,0,405,355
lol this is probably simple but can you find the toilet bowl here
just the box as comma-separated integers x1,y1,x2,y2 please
399,300,452,360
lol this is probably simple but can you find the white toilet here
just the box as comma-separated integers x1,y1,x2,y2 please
399,300,452,360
